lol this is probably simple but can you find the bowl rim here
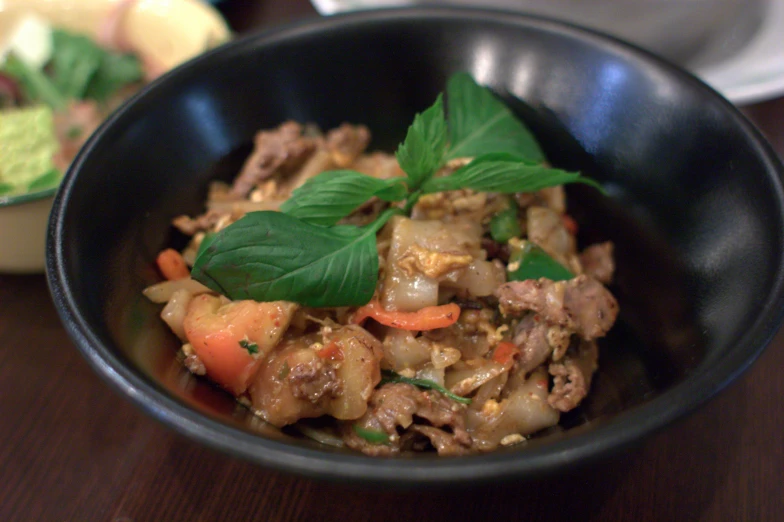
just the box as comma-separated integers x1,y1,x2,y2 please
46,6,784,485
0,186,57,208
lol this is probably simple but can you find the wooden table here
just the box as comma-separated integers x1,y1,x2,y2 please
2,1,783,520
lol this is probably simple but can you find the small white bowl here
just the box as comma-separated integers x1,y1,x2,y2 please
0,0,230,273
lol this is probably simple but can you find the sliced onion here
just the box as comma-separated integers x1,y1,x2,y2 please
430,344,461,370
160,289,193,341
415,364,445,386
142,278,212,303
206,199,284,214
445,360,508,396
466,368,559,451
0,73,22,107
294,424,345,448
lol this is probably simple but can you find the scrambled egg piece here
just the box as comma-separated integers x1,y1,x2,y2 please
396,243,473,279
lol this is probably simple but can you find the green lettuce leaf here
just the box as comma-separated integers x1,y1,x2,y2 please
85,51,143,102
50,28,143,102
50,29,104,99
2,54,66,110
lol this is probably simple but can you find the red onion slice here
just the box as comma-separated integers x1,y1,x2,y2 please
0,72,22,107
97,0,138,52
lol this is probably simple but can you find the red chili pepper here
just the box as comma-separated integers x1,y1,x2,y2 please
492,341,520,365
316,342,344,361
351,300,461,331
562,214,579,235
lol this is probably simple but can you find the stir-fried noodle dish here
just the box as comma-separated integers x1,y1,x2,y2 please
144,73,619,456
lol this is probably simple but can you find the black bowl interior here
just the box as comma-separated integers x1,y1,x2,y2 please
47,7,784,484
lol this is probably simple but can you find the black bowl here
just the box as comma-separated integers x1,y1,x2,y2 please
46,7,784,485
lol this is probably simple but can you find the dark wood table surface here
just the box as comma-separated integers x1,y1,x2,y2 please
3,1,784,520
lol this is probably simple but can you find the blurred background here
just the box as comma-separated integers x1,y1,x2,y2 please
214,0,784,106
2,1,783,521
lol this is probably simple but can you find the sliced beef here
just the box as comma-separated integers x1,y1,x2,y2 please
231,121,317,197
548,340,599,412
342,382,471,456
512,315,573,373
513,315,550,373
350,151,406,180
372,383,466,434
288,359,340,403
250,324,380,427
403,425,472,456
172,209,223,236
495,275,619,341
326,123,371,167
580,241,615,284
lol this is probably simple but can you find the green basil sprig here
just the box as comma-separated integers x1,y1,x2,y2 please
191,72,602,306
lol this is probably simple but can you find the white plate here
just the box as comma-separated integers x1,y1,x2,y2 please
311,0,784,105
694,0,784,105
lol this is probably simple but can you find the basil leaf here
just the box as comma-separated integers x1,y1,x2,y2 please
280,170,407,226
445,72,544,162
508,241,573,282
395,93,447,190
196,232,217,259
191,209,399,307
421,153,602,194
239,339,259,355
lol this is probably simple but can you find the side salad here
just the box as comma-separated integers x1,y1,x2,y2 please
0,13,145,197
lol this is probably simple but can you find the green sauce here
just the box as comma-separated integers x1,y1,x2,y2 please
0,105,61,196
